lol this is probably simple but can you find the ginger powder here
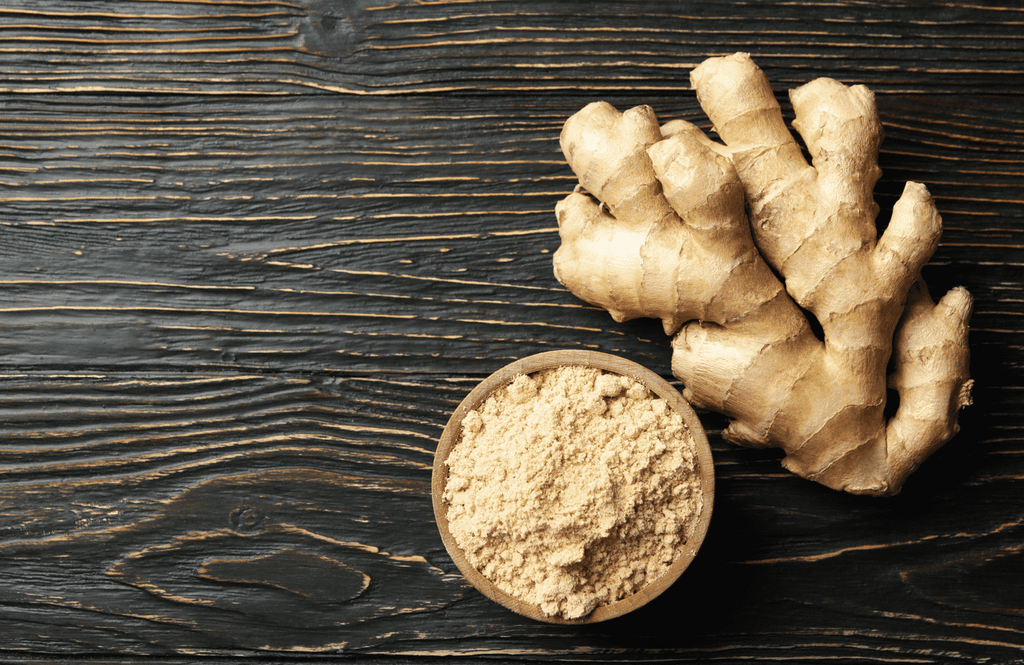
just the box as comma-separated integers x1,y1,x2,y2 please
443,364,704,620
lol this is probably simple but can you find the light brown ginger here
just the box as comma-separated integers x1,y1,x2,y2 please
444,366,703,619
553,53,972,496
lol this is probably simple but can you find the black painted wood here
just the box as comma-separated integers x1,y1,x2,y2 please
0,1,1022,662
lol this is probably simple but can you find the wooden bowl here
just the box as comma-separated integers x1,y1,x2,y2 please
432,350,715,624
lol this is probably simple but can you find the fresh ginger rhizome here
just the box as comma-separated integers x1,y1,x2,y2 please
553,53,972,496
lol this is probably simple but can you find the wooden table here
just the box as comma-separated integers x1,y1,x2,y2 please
1,2,1021,662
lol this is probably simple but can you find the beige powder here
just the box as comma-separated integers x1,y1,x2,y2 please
443,364,703,620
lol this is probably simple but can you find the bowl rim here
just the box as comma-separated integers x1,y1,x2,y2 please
431,349,715,624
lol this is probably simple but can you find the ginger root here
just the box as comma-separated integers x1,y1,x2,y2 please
553,53,972,496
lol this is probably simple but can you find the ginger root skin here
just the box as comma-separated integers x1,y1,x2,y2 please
553,53,973,496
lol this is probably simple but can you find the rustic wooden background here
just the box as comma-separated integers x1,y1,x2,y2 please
0,1,1021,663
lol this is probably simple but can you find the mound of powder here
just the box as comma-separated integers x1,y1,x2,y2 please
443,364,703,620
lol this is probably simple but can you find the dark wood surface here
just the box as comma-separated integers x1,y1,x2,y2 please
1,1,1021,663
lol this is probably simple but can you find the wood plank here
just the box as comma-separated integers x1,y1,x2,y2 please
0,372,1021,658
0,1,1020,96
0,94,1019,377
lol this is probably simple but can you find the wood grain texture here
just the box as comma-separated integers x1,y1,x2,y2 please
0,1,1022,663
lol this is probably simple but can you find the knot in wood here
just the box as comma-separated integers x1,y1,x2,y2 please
230,506,266,533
